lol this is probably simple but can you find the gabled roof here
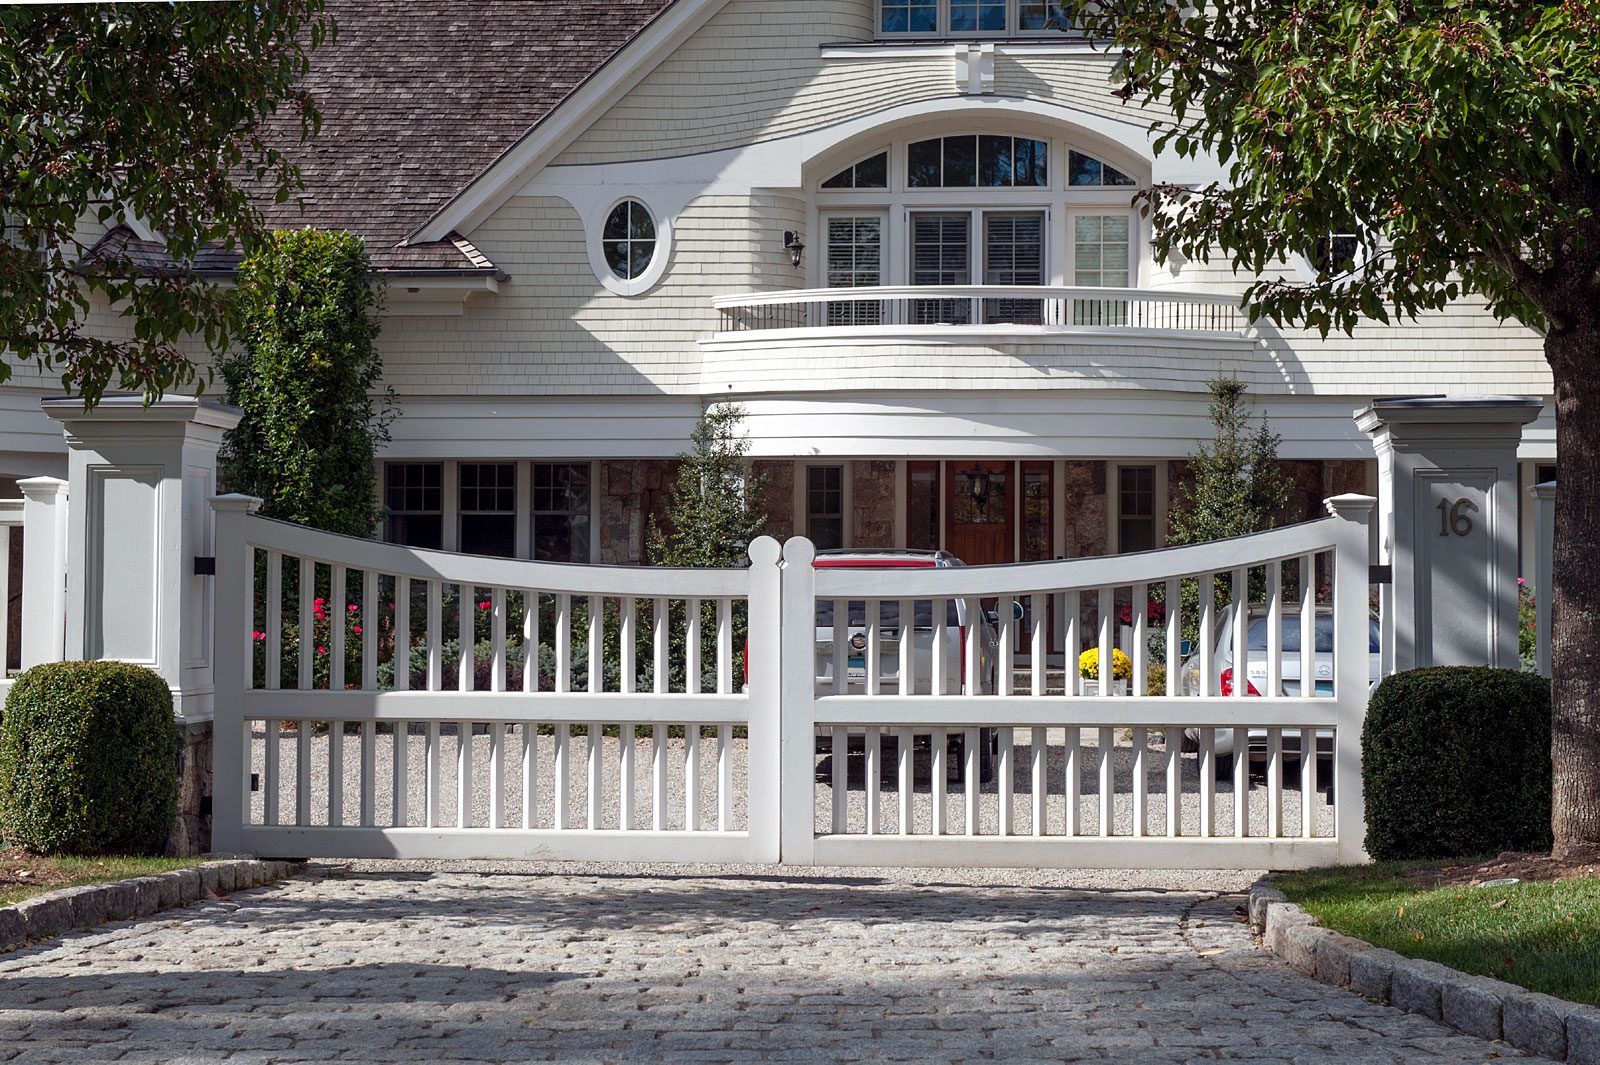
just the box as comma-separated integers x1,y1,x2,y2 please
252,0,676,271
100,0,676,276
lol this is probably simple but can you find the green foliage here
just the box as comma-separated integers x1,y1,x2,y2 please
648,405,767,691
1050,0,1600,336
649,404,769,568
1167,376,1292,546
220,229,393,536
1277,862,1600,1005
0,662,178,855
1363,667,1552,860
1162,376,1294,645
0,3,332,402
1519,579,1538,669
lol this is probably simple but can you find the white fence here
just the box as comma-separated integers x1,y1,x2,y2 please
210,496,782,862
0,478,69,697
211,492,1374,869
779,496,1374,868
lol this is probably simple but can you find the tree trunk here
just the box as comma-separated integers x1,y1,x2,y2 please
1549,321,1600,856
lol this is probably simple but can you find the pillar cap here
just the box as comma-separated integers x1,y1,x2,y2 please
42,394,243,432
1354,395,1543,434
15,476,68,500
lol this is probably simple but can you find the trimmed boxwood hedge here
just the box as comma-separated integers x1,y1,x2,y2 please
1363,666,1551,860
0,661,177,855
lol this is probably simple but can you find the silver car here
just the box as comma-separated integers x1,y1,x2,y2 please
1182,607,1381,764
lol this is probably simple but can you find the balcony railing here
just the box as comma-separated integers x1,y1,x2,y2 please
711,286,1247,335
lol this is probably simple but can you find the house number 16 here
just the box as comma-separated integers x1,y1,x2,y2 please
1437,497,1478,537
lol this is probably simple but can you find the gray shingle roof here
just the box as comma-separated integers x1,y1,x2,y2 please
93,0,674,276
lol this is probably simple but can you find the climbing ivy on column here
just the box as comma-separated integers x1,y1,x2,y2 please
220,229,394,536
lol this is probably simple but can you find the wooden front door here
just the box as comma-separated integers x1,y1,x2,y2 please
945,461,1013,565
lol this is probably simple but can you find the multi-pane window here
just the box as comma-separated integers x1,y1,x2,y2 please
1073,213,1133,324
880,0,937,33
602,199,656,281
807,466,845,551
825,216,884,326
881,0,1075,34
820,152,889,190
950,0,1006,32
533,462,591,563
907,135,1048,188
910,213,972,324
1117,465,1157,553
907,462,940,550
459,462,516,558
384,463,443,549
1068,150,1137,187
983,212,1045,324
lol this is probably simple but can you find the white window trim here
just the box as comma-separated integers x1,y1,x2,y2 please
1065,206,1140,289
1107,460,1167,554
799,461,852,549
812,133,1146,290
586,194,673,297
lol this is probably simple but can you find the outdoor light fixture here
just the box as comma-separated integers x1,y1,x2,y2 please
965,463,994,508
783,231,805,268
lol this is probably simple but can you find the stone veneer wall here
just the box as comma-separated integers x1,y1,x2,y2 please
753,460,794,542
597,460,681,565
172,723,212,857
852,460,896,547
1063,461,1108,557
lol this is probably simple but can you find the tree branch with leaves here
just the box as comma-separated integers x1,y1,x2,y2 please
0,2,332,403
1052,0,1600,853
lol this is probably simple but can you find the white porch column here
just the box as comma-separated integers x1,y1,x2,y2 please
42,396,243,722
1532,479,1555,677
1355,396,1540,673
16,476,69,669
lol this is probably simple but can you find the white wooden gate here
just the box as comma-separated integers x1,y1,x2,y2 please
780,495,1376,869
211,492,1374,869
210,496,782,862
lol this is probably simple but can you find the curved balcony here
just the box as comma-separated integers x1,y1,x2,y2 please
710,286,1248,340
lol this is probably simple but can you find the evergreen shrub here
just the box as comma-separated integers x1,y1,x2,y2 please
1363,666,1551,860
0,662,177,855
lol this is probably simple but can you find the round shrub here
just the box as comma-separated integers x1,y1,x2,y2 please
1363,666,1550,860
0,661,177,855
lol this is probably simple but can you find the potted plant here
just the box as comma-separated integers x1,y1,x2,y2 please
1078,647,1132,696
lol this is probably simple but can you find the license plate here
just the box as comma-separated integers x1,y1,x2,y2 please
847,655,866,681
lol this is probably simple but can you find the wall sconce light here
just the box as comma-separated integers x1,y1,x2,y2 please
783,231,805,268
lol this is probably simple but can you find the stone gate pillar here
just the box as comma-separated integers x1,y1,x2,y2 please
42,395,243,855
1355,396,1540,674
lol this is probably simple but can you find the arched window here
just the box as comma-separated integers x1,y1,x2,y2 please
1067,150,1136,187
602,199,657,281
907,135,1049,188
821,152,889,189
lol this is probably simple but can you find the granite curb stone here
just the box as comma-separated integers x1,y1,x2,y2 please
1249,877,1600,1063
0,858,306,955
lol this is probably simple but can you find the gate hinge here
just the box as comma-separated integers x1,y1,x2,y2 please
249,773,260,793
1369,564,1392,584
193,556,216,576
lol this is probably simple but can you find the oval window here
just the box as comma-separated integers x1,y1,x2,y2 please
602,199,656,281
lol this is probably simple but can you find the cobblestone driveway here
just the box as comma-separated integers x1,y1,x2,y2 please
0,867,1547,1064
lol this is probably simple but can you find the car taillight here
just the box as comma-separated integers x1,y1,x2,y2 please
1219,667,1260,697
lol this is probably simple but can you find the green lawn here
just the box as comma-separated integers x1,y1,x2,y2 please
1276,862,1600,1006
0,854,201,908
